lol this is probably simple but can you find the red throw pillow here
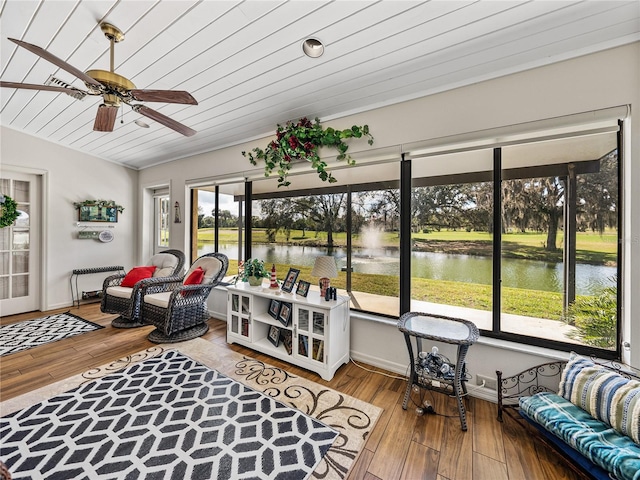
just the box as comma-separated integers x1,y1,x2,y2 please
121,266,157,287
184,267,205,285
182,267,205,297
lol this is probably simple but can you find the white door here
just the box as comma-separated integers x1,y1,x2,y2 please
0,172,40,316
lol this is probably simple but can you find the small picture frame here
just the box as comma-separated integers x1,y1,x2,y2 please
268,299,281,319
281,268,300,293
268,325,280,347
296,280,310,297
281,329,293,355
277,302,292,327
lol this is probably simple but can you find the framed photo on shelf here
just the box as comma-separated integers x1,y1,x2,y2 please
268,325,280,347
281,268,300,293
268,299,281,319
298,335,308,357
281,329,293,355
277,302,292,327
296,280,310,297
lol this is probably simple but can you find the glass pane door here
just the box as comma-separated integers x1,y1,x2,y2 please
0,173,39,314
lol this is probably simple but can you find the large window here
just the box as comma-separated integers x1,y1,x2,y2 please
248,159,402,316
190,123,622,357
499,133,619,351
194,182,245,274
349,184,400,316
410,149,494,328
406,130,620,355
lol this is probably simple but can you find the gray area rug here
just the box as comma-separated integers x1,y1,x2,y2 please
0,339,381,479
0,312,103,356
0,349,338,479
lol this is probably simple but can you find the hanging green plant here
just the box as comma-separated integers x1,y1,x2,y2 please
242,117,374,187
0,194,19,228
72,199,125,213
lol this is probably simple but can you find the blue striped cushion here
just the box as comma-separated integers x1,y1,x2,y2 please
520,392,640,480
559,352,640,444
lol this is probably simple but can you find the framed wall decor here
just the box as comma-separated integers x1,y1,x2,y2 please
268,325,280,347
78,205,118,223
296,280,310,297
281,268,300,293
277,302,292,327
268,299,281,319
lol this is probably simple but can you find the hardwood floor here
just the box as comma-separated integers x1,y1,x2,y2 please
0,304,584,480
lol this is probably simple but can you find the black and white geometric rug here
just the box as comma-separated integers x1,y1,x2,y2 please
0,350,338,479
0,312,103,356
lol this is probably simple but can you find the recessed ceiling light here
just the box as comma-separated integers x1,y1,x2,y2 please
302,38,324,58
135,119,150,128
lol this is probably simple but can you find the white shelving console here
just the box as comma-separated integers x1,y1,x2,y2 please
226,283,350,381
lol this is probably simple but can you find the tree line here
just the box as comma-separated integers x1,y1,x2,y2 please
199,152,618,251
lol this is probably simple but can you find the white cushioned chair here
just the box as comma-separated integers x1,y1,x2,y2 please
101,249,186,328
141,252,228,343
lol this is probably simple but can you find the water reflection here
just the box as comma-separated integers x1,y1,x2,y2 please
200,243,615,296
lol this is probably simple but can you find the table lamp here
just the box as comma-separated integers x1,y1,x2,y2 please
311,256,338,297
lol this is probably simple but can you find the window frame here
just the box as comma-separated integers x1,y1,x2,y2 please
190,120,625,360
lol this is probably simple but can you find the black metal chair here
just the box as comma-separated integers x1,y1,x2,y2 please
101,249,186,328
141,252,229,343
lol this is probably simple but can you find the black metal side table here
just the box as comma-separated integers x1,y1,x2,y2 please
70,265,125,308
398,312,479,431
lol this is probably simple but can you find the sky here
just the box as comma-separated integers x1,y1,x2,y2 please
198,191,238,217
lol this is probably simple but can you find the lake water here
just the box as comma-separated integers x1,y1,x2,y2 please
201,243,615,296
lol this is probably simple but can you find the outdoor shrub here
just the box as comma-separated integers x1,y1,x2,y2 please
565,285,617,348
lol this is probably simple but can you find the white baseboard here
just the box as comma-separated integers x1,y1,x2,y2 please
49,301,74,310
350,350,498,404
208,309,227,321
350,351,409,377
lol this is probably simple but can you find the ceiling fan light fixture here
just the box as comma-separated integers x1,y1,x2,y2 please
135,119,150,128
302,38,324,58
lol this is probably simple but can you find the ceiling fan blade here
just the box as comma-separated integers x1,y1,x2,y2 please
9,38,102,88
0,81,86,97
133,105,196,137
130,89,198,105
93,104,118,132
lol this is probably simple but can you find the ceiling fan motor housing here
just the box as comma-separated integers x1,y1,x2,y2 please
85,69,136,106
84,23,131,107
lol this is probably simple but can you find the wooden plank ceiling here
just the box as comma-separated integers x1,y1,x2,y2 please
1,0,639,170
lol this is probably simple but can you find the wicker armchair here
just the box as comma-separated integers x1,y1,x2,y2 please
141,252,229,343
101,249,186,328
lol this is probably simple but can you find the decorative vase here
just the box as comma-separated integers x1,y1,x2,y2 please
247,276,263,287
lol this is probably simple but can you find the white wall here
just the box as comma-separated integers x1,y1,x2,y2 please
0,127,137,309
139,42,640,384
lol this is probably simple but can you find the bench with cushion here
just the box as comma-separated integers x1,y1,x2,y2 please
497,353,640,480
